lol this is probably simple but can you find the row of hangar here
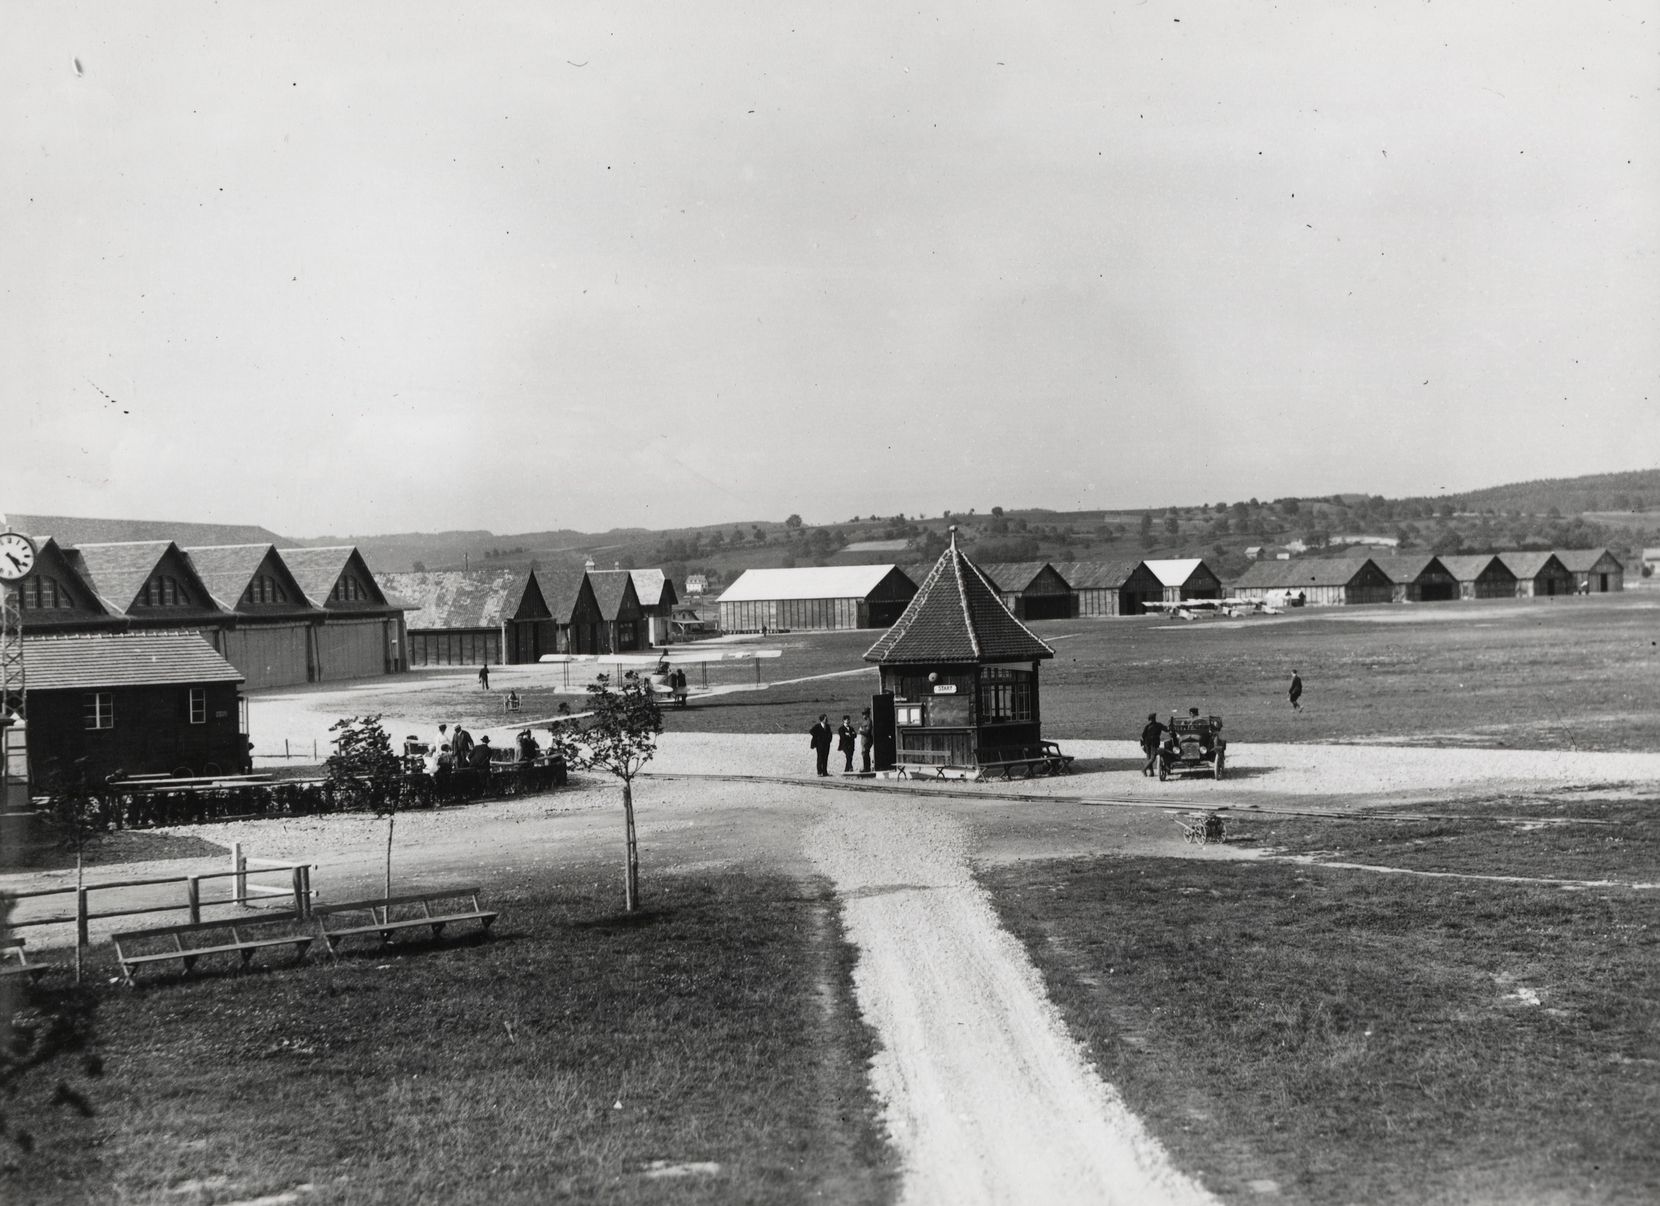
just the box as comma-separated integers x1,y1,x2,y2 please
14,534,408,689
712,547,1628,633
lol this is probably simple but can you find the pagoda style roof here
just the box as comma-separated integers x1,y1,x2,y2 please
865,535,1053,665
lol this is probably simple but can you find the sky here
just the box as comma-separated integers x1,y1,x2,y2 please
4,2,1657,537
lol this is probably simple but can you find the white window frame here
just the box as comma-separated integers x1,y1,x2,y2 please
85,692,114,730
189,687,207,725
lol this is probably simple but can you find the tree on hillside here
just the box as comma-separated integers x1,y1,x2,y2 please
554,673,663,912
785,514,803,530
326,715,404,900
1138,513,1155,549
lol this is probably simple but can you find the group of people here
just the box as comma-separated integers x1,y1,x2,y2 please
653,662,691,708
417,721,547,778
809,710,873,776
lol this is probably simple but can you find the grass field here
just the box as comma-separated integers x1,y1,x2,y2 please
982,853,1660,1205
630,594,1660,751
4,869,894,1206
1227,794,1660,883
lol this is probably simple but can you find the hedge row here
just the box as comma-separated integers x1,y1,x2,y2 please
71,760,570,831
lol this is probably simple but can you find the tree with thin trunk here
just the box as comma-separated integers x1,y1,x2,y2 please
560,672,662,912
326,715,404,899
40,771,104,983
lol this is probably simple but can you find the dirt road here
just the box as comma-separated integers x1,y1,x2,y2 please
810,795,1218,1205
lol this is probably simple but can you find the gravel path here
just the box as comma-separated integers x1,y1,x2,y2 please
809,794,1217,1206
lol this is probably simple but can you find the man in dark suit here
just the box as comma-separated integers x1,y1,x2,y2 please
1289,669,1304,712
809,714,833,777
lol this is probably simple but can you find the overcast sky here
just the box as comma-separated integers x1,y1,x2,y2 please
5,2,1656,536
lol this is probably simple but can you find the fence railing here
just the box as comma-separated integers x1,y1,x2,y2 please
3,847,315,946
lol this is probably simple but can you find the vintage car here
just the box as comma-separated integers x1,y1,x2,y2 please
1157,714,1226,780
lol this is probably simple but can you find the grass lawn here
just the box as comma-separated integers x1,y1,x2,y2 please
619,595,1660,752
3,869,894,1205
1227,795,1660,883
981,854,1660,1204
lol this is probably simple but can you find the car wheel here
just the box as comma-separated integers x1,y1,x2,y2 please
1213,754,1224,780
1157,760,1168,782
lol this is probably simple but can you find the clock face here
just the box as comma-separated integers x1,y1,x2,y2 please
0,532,37,581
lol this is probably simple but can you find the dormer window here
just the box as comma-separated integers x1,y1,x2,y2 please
243,575,289,605
19,576,71,609
331,575,367,602
138,575,192,607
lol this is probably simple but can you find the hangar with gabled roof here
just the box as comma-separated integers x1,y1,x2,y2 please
716,565,917,633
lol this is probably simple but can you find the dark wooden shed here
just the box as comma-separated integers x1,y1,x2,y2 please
23,631,249,786
1555,548,1624,593
1438,554,1518,600
1496,552,1576,598
864,533,1055,775
1051,560,1164,616
1370,554,1459,603
981,562,1073,621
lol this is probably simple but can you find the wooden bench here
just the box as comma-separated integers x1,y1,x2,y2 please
1039,741,1075,774
1,938,53,983
313,887,498,954
112,913,314,986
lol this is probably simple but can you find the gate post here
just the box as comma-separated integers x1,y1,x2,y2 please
187,876,202,925
76,887,90,948
231,842,246,905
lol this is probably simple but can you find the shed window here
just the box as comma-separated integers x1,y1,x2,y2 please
84,692,114,730
978,667,1033,723
332,575,367,602
189,687,207,724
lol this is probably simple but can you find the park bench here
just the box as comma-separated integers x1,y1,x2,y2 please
973,742,1076,780
111,912,314,986
312,887,497,953
1,938,54,983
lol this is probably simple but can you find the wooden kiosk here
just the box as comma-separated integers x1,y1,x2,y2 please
864,531,1063,779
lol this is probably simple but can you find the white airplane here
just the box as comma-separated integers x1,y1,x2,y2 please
537,647,784,701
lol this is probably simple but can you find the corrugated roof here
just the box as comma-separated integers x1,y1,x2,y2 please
717,565,905,603
1050,560,1147,589
1142,558,1207,588
865,539,1053,665
24,632,243,690
1554,547,1620,572
375,569,524,630
1233,557,1379,588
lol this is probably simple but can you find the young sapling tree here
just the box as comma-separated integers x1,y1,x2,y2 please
325,715,404,899
563,672,662,912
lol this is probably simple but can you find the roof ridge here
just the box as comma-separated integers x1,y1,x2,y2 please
951,540,982,660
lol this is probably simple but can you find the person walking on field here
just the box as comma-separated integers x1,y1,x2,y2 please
479,662,491,690
857,707,874,774
1139,712,1166,777
1289,669,1303,712
809,714,834,777
837,715,857,773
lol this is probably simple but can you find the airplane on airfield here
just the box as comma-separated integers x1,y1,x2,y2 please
537,646,784,702
1144,598,1277,619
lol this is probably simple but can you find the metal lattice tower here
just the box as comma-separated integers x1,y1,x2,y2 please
0,580,21,719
